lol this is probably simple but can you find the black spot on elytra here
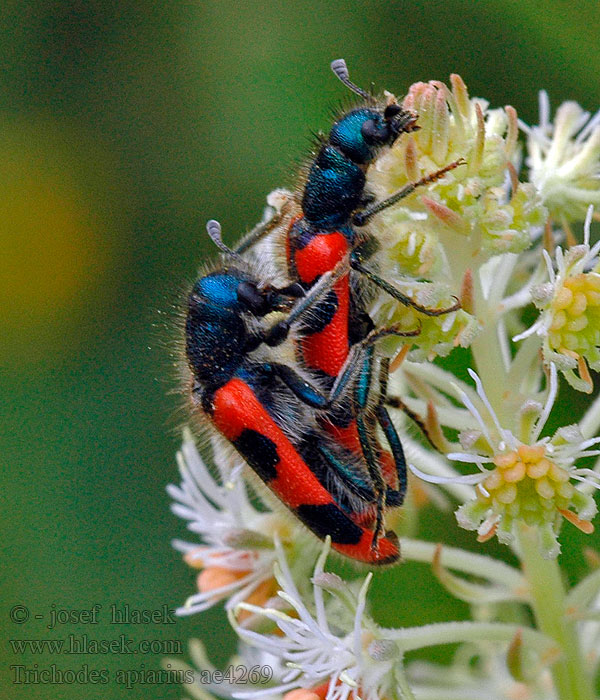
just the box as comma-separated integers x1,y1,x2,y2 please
296,503,363,544
234,430,279,482
299,289,338,336
348,307,374,345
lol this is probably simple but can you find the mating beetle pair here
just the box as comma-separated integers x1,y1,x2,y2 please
184,60,463,565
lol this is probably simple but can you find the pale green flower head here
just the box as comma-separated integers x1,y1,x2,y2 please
363,75,547,361
516,206,600,393
367,75,546,265
522,92,600,222
439,369,600,558
373,279,477,361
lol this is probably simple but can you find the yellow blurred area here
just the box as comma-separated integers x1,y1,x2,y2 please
0,120,119,366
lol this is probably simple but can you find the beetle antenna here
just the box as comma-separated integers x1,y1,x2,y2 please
206,220,243,261
330,59,372,101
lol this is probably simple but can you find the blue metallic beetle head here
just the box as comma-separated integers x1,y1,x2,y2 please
191,269,296,318
186,267,304,388
329,104,417,165
185,271,249,387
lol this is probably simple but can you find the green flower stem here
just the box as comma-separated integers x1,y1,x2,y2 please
517,522,595,700
506,333,543,393
471,327,510,421
470,278,511,422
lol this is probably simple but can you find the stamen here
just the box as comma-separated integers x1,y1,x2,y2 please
555,245,565,274
506,161,520,201
460,268,475,315
469,103,485,175
577,355,593,393
389,344,410,373
446,453,494,464
284,690,320,700
576,108,600,143
512,317,545,343
571,475,600,491
506,630,525,683
450,74,470,117
426,401,449,453
468,369,506,440
477,521,498,543
583,547,600,568
583,204,594,247
505,105,519,157
559,509,594,534
542,248,556,284
571,436,600,452
539,90,550,131
353,573,372,662
453,383,495,449
532,363,558,442
404,137,419,181
543,218,555,255
562,216,577,248
422,196,469,234
409,462,488,485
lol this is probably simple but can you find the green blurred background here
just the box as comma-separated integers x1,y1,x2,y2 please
2,1,600,698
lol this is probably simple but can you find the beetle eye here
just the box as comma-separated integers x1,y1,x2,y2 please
238,281,270,316
361,119,389,144
384,103,403,120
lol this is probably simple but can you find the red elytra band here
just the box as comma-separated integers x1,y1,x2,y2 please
213,378,339,509
293,230,350,377
212,378,399,564
300,275,349,376
335,528,399,564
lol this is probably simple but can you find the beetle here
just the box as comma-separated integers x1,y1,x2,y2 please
184,220,415,564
